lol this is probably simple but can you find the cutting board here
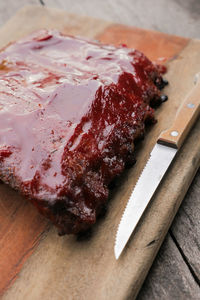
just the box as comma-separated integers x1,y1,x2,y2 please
0,5,200,300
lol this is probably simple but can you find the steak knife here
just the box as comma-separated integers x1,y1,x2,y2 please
115,74,200,259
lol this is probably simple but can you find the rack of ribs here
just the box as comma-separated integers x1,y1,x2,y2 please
0,30,168,235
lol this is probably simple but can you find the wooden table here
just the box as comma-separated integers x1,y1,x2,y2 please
0,1,199,299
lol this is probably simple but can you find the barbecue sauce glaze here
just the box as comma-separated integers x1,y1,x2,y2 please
0,30,166,234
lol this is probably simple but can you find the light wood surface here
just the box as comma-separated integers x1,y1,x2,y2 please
158,79,200,148
0,2,199,300
0,0,38,27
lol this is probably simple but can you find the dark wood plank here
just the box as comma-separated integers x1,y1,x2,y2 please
44,0,200,38
170,169,200,282
137,234,200,300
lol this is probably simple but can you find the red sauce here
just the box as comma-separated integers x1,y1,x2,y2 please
0,30,165,232
0,147,12,161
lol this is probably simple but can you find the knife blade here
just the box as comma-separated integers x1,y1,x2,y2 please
115,74,200,260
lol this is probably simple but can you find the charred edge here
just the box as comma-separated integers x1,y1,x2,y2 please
170,229,200,287
76,228,93,242
155,78,169,90
160,94,168,102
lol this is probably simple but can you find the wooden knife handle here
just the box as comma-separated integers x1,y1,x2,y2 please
158,79,200,149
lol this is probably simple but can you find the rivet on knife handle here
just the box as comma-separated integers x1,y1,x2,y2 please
158,79,200,149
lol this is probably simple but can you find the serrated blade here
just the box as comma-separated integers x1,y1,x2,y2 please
115,143,177,259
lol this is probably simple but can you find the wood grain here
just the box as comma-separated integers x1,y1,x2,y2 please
97,24,189,62
137,234,200,300
0,184,48,294
44,0,200,39
171,170,200,282
0,3,198,299
0,5,110,48
0,0,40,27
158,80,200,149
0,6,200,300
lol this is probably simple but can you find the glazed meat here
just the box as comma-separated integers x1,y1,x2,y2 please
0,30,167,234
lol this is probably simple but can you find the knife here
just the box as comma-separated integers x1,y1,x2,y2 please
115,74,200,260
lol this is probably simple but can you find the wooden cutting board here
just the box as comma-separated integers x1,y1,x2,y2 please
0,5,200,300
